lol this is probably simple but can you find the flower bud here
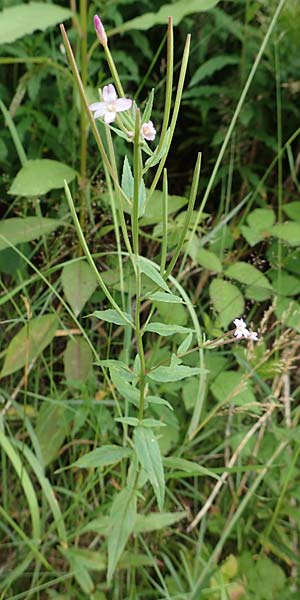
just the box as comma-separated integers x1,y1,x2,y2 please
94,15,108,48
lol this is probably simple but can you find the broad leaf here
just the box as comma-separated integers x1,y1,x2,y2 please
113,0,219,33
61,261,98,316
282,201,300,222
64,338,93,384
74,445,132,469
0,3,72,44
271,222,300,246
209,279,244,328
9,159,76,196
196,248,222,272
107,486,137,582
225,262,272,289
1,314,58,378
134,427,165,510
210,371,256,406
0,217,62,251
140,190,187,226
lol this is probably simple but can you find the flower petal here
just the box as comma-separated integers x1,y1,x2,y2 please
115,98,132,112
89,102,104,112
103,84,117,103
104,110,116,124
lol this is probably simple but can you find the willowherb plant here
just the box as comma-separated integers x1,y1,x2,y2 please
60,15,258,584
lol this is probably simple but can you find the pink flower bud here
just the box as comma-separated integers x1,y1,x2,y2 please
141,121,156,141
94,15,108,48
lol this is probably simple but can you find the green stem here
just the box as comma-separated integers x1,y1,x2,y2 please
153,17,174,158
160,169,168,275
147,33,190,200
79,0,88,239
166,152,201,279
132,109,142,255
64,181,133,326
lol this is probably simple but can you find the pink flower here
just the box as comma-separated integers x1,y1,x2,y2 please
141,121,156,141
94,15,107,48
89,84,132,124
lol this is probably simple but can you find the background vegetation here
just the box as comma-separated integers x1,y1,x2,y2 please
0,0,300,598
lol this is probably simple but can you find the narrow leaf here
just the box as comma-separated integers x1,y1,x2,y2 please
1,314,58,378
107,487,137,582
134,511,187,533
148,365,203,382
134,427,165,510
145,322,193,336
91,309,133,326
74,445,132,469
136,256,170,292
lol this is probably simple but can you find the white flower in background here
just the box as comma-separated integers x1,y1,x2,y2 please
141,120,156,141
89,84,132,124
248,331,259,341
233,318,250,339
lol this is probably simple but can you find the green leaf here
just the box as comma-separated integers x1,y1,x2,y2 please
274,298,300,332
210,371,256,406
64,338,93,384
147,395,174,411
107,486,137,582
247,208,276,231
144,322,193,336
269,271,300,296
240,225,264,246
189,55,239,88
146,291,183,303
140,190,187,226
61,261,98,317
245,285,272,301
0,2,73,44
140,418,166,428
196,248,223,272
142,88,155,123
115,417,140,427
209,279,244,328
74,445,132,469
0,217,62,251
8,159,76,196
148,365,203,382
114,0,219,33
110,369,140,407
91,309,133,326
134,427,165,511
282,201,300,221
163,457,220,479
134,511,187,533
136,256,170,292
35,403,68,467
225,262,272,289
271,222,300,246
1,314,58,378
121,156,134,200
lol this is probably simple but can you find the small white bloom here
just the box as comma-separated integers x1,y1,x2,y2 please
233,318,250,339
248,331,258,341
141,120,156,141
89,84,132,124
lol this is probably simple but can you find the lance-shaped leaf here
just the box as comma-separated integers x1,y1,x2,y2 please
74,445,132,469
1,314,58,378
107,486,137,582
134,426,165,511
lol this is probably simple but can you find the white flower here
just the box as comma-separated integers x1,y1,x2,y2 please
248,331,258,341
233,318,250,339
141,120,156,141
89,84,132,124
